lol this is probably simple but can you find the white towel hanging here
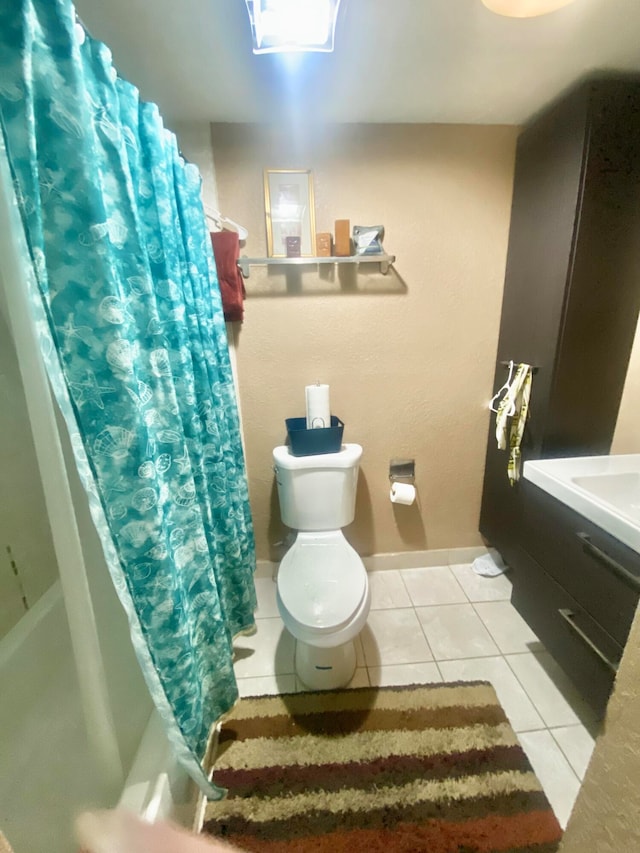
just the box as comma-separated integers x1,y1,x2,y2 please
490,359,516,415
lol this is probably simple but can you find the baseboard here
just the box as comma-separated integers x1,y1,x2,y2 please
255,560,278,578
363,546,488,571
256,545,488,577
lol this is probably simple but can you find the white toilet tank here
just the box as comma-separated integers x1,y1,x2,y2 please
273,443,362,531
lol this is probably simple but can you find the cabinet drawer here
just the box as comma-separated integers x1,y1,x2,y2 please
520,481,640,647
510,546,621,716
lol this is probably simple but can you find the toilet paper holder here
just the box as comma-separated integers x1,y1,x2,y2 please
389,458,415,484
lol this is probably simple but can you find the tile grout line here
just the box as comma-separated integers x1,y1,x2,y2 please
500,649,559,731
468,599,506,655
518,728,582,788
403,566,471,667
502,660,587,786
465,601,560,723
547,726,589,783
411,601,438,666
501,650,594,737
397,569,412,602
424,590,548,732
408,584,553,735
400,564,470,610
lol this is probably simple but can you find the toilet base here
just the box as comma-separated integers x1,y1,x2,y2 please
295,639,357,690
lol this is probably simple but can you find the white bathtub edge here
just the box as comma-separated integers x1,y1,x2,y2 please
118,709,195,825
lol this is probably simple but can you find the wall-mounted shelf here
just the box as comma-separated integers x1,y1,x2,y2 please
237,253,395,278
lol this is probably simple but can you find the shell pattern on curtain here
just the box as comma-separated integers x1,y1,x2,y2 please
0,0,256,796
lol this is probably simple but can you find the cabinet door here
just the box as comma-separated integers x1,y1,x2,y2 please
511,545,620,717
480,87,590,550
520,481,640,647
545,81,640,456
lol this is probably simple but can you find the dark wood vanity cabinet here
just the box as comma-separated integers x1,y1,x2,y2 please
514,482,640,715
519,485,640,649
479,77,640,715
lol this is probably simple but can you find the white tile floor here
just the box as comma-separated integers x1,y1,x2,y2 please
234,562,599,830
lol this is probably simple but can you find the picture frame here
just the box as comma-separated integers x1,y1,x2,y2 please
264,169,316,257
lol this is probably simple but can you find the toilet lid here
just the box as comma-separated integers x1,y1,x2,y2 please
278,541,367,634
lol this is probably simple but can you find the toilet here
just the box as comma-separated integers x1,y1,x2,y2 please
272,443,370,690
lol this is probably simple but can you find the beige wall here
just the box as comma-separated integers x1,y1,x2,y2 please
560,607,640,849
0,304,58,637
611,313,640,454
211,123,518,560
173,120,219,209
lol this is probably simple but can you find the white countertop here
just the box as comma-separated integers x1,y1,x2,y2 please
523,455,640,555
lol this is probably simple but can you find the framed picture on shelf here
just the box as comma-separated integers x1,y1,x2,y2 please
264,169,316,257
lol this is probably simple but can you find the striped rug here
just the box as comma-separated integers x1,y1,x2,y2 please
203,682,562,852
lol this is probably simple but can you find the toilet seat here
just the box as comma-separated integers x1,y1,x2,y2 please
278,532,367,636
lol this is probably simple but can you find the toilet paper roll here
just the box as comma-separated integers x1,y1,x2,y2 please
390,482,416,506
305,383,331,429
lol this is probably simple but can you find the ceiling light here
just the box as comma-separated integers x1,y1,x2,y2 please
245,0,342,54
481,0,576,17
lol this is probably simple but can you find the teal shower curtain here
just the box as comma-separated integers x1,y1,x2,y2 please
0,0,256,796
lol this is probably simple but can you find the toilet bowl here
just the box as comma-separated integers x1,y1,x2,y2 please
273,443,370,690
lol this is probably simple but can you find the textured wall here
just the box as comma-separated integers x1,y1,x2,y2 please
211,123,518,560
611,314,640,454
560,608,640,850
0,305,58,637
173,120,219,209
